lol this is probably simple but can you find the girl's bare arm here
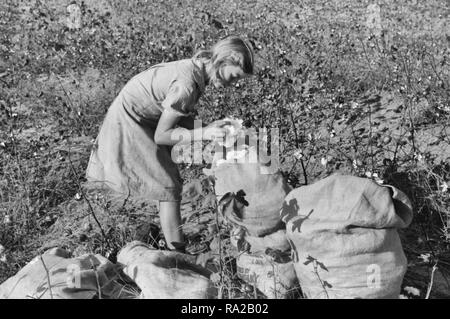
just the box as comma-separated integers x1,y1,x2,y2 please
155,109,225,146
155,109,190,146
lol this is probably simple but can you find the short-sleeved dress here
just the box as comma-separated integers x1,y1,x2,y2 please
85,58,206,202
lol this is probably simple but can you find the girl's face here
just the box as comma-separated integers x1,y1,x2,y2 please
214,64,246,88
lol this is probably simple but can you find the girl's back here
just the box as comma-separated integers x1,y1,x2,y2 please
119,59,204,124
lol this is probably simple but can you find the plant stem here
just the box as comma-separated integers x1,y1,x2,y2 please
39,255,54,300
425,263,438,299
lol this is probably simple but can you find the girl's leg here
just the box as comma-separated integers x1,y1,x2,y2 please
159,200,184,250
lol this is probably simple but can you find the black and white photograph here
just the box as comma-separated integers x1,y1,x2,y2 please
0,0,449,303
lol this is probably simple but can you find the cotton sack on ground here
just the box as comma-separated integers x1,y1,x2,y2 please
281,174,413,299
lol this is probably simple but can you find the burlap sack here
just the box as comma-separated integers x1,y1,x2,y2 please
236,252,299,299
117,241,216,299
0,248,125,299
244,229,291,254
214,153,291,236
281,174,413,299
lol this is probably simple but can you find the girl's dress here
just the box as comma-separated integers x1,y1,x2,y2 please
85,59,206,202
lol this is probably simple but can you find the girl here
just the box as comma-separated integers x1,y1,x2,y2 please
86,36,254,252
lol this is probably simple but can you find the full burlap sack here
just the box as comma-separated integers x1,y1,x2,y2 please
0,248,125,299
236,252,299,299
281,174,413,299
244,229,291,254
213,143,291,237
117,241,217,299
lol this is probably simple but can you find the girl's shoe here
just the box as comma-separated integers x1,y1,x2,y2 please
169,241,187,254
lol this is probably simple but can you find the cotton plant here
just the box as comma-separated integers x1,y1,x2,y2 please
441,181,448,193
0,244,6,263
365,171,385,185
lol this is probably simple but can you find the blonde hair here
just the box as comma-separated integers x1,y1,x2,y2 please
194,36,254,78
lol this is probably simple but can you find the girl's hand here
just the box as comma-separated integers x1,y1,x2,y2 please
203,123,227,141
208,119,232,128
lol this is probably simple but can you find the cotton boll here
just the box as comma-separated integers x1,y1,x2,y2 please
3,215,11,225
226,146,248,161
403,286,420,297
224,124,237,136
216,117,244,147
215,159,228,167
